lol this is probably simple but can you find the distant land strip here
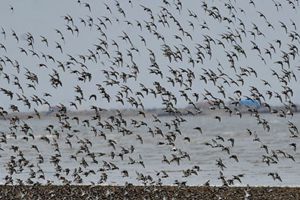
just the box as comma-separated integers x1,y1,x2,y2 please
1,103,298,120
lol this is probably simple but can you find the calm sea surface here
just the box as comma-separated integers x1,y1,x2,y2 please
0,113,299,186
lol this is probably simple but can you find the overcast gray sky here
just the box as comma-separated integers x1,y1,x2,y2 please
0,0,299,112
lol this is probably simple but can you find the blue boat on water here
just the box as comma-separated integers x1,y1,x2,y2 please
239,98,260,109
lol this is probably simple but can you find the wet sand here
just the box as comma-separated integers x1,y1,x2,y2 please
0,185,299,200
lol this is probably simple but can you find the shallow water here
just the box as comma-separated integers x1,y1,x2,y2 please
0,113,299,186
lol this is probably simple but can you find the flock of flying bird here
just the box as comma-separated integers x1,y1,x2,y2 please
0,0,299,187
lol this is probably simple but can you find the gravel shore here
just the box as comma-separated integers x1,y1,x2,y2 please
0,185,299,200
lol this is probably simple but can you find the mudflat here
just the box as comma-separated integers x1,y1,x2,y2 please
0,185,299,200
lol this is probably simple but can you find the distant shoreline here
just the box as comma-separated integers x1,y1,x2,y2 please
0,103,299,120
